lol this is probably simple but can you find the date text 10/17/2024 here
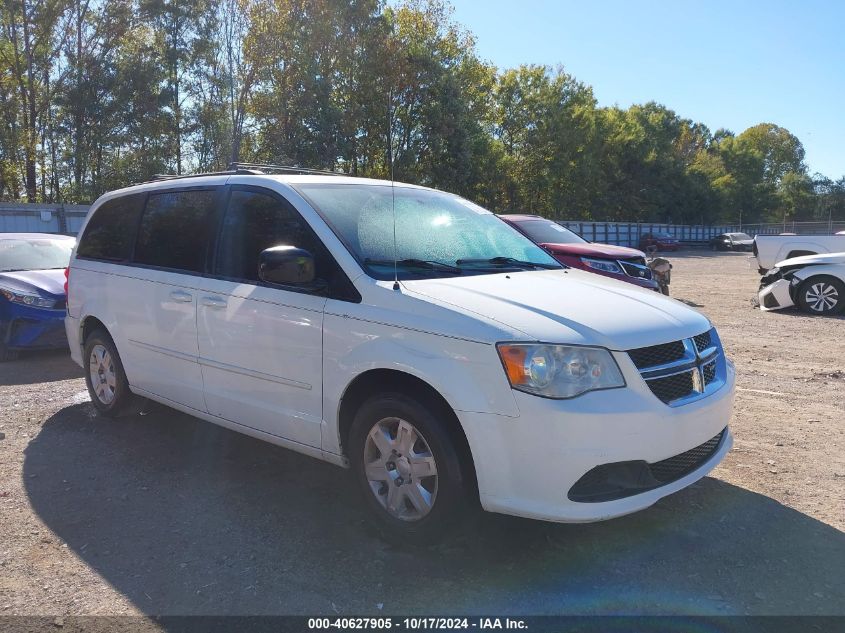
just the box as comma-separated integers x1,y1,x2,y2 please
307,618,528,630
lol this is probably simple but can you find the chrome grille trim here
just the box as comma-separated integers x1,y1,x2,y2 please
618,260,653,280
629,328,727,407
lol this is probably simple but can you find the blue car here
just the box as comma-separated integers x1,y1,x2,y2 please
0,233,75,361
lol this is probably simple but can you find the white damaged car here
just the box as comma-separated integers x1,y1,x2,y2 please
758,252,845,315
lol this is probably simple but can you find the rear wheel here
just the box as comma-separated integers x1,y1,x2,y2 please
83,329,133,416
796,276,844,315
349,392,472,543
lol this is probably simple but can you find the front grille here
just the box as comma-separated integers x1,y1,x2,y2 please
693,331,712,354
762,293,780,309
628,341,685,369
629,329,725,407
647,370,695,404
702,359,717,384
649,429,725,482
568,428,728,502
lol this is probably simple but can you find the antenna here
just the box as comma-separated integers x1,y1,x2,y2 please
388,89,399,291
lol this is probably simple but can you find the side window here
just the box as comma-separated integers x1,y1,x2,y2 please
134,189,217,273
215,189,323,283
76,194,145,261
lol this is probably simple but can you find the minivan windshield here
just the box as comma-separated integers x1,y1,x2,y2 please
0,237,74,272
297,184,561,279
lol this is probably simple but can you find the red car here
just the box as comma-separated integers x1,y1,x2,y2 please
638,232,681,252
501,215,660,291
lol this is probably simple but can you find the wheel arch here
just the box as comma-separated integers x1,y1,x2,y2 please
81,315,110,344
337,368,478,490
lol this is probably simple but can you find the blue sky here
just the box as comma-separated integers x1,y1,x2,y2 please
448,0,844,179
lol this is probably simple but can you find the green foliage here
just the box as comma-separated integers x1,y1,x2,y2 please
0,0,840,228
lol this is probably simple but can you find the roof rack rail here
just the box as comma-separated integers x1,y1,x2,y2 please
142,163,347,185
148,168,262,183
227,162,348,177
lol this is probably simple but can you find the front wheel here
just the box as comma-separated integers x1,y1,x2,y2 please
348,392,472,543
83,329,133,416
796,276,844,315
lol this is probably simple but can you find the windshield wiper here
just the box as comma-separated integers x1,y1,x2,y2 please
455,257,560,270
364,258,463,274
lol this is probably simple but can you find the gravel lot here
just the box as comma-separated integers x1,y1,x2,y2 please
0,251,843,617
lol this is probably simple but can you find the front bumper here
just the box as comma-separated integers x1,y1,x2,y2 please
758,279,795,311
2,303,68,350
619,275,661,291
570,266,661,291
458,355,735,523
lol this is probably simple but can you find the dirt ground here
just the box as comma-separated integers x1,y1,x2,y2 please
0,251,842,617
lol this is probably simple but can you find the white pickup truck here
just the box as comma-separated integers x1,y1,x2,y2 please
753,234,845,273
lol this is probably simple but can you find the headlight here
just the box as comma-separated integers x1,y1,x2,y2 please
0,286,56,308
497,343,625,398
581,258,623,274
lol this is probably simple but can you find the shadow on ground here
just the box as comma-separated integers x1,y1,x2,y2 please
0,349,82,386
24,402,845,617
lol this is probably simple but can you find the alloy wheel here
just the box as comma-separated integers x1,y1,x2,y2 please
363,417,438,521
89,344,117,405
804,282,839,313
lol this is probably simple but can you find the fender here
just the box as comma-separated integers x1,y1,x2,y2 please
774,242,827,264
791,264,845,284
321,312,521,455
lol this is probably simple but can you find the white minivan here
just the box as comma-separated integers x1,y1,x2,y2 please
65,168,735,540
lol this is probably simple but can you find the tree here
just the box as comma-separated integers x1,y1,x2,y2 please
139,0,215,174
736,123,806,185
0,0,69,201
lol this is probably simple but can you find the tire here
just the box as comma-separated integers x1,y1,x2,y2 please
660,284,670,296
83,328,133,416
348,392,473,544
796,276,845,316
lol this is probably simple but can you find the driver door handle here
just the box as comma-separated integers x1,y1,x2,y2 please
169,290,193,303
201,296,227,309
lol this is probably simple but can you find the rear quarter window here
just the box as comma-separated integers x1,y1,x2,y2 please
76,194,145,261
133,189,218,273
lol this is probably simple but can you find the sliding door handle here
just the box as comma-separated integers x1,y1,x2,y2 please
201,296,227,309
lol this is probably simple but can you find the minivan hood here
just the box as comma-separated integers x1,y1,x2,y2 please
541,242,646,260
403,269,711,350
0,269,65,297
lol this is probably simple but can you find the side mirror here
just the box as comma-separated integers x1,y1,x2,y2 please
258,246,316,285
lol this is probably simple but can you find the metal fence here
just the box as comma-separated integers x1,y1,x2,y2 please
2,203,844,247
0,203,90,235
732,221,845,237
553,220,845,247
555,222,733,247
